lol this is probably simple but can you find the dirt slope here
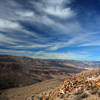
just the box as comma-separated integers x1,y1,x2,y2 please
0,77,67,100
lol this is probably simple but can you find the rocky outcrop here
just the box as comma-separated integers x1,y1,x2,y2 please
31,69,100,100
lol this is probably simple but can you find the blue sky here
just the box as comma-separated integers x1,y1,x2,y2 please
0,0,100,61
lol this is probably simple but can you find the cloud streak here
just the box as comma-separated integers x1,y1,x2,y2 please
31,51,88,60
0,19,21,30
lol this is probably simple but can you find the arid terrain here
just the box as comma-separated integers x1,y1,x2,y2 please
30,69,100,100
0,69,100,100
0,55,100,100
0,55,85,90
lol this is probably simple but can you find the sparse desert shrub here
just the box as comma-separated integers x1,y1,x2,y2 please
97,92,100,97
89,86,99,95
73,88,84,95
73,93,88,100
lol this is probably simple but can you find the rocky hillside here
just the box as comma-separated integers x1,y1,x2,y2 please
32,69,100,100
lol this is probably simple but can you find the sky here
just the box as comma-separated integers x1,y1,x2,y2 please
0,0,100,61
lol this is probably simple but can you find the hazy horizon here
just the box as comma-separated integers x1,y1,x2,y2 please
1,54,100,62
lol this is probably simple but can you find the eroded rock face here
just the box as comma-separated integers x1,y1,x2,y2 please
32,69,100,100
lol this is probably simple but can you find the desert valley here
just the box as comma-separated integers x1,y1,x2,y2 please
0,55,100,100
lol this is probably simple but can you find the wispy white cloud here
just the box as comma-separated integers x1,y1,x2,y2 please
31,51,88,60
80,41,100,47
47,32,100,50
0,49,32,54
78,32,100,47
15,11,34,17
46,34,88,50
45,7,75,19
0,0,81,35
0,33,23,44
11,44,51,49
0,19,21,30
45,0,71,5
28,0,81,34
40,0,75,19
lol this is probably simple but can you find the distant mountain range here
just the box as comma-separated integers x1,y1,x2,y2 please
0,55,100,90
0,55,100,69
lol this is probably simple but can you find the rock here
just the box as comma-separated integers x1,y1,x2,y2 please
96,81,100,87
33,96,39,100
